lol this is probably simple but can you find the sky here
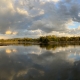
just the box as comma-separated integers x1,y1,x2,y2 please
0,0,80,38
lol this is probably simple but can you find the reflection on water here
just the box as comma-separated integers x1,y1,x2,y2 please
0,45,80,80
6,49,17,54
6,49,12,54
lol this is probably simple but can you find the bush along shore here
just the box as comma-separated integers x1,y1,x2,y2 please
0,35,80,45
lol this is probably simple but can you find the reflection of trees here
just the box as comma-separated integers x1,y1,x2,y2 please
40,44,73,50
0,46,80,80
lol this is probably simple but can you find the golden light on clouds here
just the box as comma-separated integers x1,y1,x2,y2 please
52,0,60,2
6,49,12,54
47,0,60,3
5,31,18,35
5,31,12,35
13,32,18,35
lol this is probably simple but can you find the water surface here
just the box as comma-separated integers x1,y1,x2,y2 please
0,45,80,80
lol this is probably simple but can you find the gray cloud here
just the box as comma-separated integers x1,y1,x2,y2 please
23,0,80,34
0,0,80,38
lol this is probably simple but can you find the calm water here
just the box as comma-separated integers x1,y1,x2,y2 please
0,45,80,80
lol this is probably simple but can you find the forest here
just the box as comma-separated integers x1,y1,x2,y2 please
0,35,80,44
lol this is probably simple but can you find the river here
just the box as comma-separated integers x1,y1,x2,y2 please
0,45,80,80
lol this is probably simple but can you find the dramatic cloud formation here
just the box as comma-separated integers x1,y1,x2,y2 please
0,0,80,38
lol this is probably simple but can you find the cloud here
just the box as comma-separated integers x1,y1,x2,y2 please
0,0,80,38
50,0,60,3
5,31,12,35
16,8,28,15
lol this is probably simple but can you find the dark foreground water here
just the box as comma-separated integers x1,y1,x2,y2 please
0,45,80,80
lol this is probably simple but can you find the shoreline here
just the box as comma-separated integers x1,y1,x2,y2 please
0,41,80,45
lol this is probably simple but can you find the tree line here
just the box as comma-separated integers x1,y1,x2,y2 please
0,35,80,44
39,35,80,43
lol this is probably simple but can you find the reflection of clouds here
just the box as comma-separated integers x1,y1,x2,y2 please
50,46,75,53
13,49,17,53
17,70,28,77
0,45,80,79
21,45,43,55
0,45,43,55
6,49,12,54
45,46,80,62
2,45,80,61
5,49,17,54
67,46,80,61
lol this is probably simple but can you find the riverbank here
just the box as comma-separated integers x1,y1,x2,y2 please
0,41,80,46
